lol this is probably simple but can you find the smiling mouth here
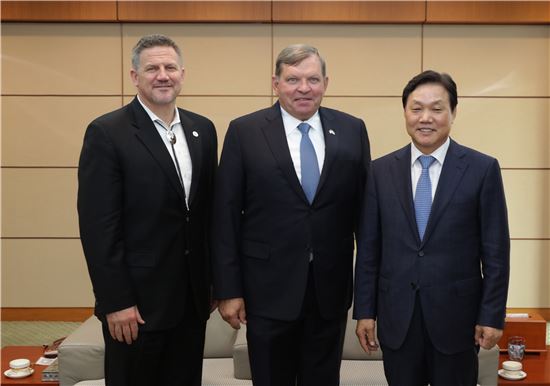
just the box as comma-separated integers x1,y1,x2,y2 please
417,128,435,132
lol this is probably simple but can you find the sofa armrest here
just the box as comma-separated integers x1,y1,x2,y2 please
477,345,499,386
58,316,105,386
233,325,252,380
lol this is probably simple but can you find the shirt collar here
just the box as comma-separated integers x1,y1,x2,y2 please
137,95,181,128
280,107,322,137
410,137,450,167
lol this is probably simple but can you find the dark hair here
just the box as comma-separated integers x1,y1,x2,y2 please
402,70,457,112
275,44,326,78
131,34,182,70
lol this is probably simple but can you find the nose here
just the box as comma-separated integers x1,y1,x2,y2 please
420,110,432,122
297,78,311,92
157,67,169,80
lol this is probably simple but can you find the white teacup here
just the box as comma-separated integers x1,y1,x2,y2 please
8,358,32,376
501,360,522,376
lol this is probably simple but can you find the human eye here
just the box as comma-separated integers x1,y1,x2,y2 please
286,77,298,84
309,77,320,84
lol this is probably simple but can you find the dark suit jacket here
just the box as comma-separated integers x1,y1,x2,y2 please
354,139,510,354
212,102,370,321
78,97,217,331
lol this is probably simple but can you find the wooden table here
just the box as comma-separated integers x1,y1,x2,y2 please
499,346,550,385
1,346,57,386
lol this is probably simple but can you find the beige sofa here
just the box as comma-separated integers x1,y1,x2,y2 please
58,311,499,386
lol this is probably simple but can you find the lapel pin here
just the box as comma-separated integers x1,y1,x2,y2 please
329,129,335,135
192,131,199,138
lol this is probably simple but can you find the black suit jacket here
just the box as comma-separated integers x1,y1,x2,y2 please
78,97,217,330
213,102,370,321
354,139,510,354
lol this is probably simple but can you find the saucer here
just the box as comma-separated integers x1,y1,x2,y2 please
498,369,527,380
4,368,34,379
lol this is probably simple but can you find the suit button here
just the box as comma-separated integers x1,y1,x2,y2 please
185,216,190,223
418,251,425,257
184,249,190,255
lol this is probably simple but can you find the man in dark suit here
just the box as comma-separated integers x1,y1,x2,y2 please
354,70,510,385
212,44,370,385
77,34,217,386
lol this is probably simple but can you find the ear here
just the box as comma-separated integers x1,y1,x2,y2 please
272,75,280,96
130,68,139,87
323,76,329,91
451,106,457,124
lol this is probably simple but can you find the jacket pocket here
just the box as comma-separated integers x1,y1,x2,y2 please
241,240,270,260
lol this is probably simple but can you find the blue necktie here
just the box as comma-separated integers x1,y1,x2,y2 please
415,155,436,240
298,122,320,204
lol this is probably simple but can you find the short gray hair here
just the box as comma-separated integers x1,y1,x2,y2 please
131,34,183,70
275,44,326,78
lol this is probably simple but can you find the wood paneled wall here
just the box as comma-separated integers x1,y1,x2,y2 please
272,1,425,23
1,4,549,321
1,1,117,22
117,1,271,23
2,1,550,24
426,1,550,24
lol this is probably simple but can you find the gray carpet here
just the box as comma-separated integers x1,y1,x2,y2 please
1,321,81,348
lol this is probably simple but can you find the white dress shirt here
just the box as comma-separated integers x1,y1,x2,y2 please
280,107,325,182
410,137,450,200
137,96,192,207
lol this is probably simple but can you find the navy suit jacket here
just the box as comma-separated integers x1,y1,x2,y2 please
213,102,370,321
353,139,509,354
78,97,217,330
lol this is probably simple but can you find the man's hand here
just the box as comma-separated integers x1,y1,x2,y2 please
106,305,145,345
356,318,379,353
475,325,503,349
218,298,246,329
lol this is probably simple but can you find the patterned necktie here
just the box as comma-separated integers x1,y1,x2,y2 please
298,122,320,204
414,155,436,240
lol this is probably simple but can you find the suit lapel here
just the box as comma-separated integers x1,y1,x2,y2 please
421,140,468,246
130,98,186,203
261,103,309,203
316,107,338,200
180,109,201,206
390,145,419,240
